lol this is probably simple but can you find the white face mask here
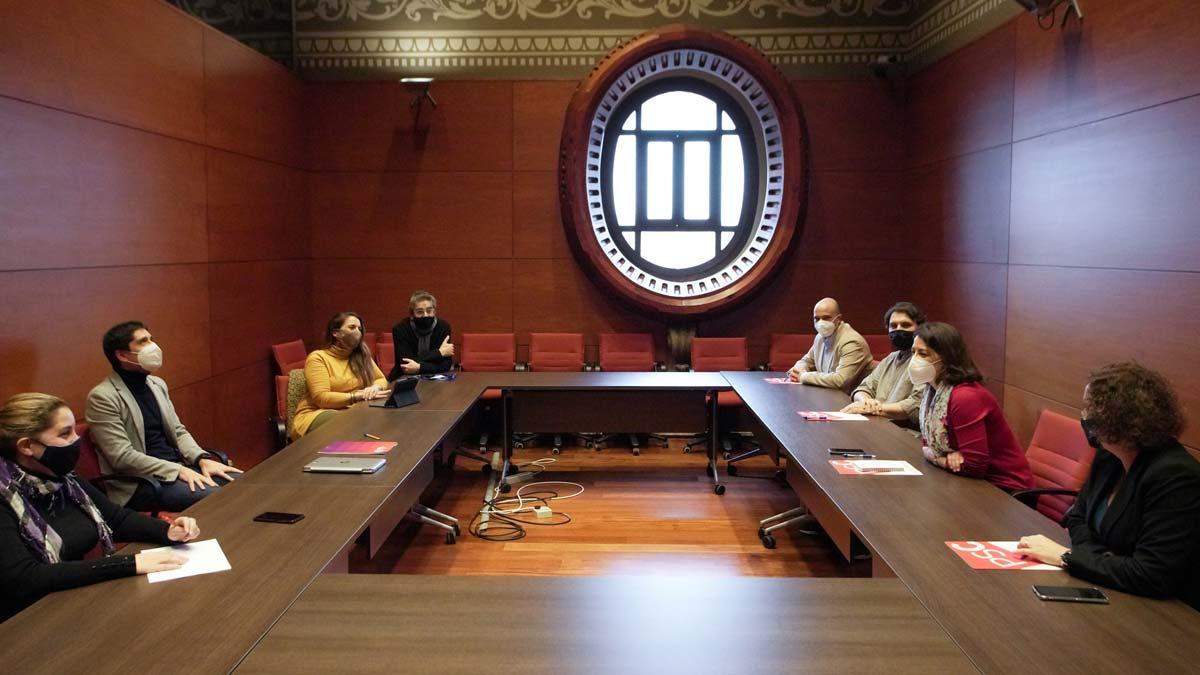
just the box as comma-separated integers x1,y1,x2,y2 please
908,356,939,386
132,342,164,372
815,319,837,338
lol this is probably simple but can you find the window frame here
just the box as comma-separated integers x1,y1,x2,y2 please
559,25,807,316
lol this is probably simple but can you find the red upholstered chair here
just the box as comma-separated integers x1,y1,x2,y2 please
271,339,307,374
683,338,758,462
75,423,174,523
457,333,517,470
516,333,586,453
767,333,814,372
591,333,667,455
863,334,892,368
1012,410,1095,525
375,331,395,378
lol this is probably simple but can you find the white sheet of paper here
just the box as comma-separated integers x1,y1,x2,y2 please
798,411,869,421
841,459,923,475
145,539,231,583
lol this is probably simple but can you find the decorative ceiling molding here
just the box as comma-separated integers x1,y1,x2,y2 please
164,0,1025,78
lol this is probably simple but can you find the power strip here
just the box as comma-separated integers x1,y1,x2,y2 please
534,506,553,519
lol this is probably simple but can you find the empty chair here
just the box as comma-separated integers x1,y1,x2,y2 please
457,333,518,470
590,333,667,455
271,339,307,374
515,333,587,454
683,338,757,461
862,334,893,366
1012,409,1096,524
376,331,395,378
767,333,814,372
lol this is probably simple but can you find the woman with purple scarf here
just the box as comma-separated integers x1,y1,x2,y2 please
0,393,200,622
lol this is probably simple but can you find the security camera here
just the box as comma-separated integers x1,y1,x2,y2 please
870,54,902,79
1012,0,1083,24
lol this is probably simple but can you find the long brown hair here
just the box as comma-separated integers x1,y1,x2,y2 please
325,312,375,388
916,322,983,386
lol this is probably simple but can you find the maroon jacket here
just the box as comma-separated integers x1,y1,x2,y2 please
945,383,1035,493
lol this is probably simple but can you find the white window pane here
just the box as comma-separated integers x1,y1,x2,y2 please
721,111,735,130
683,142,710,220
646,141,673,220
613,135,636,226
621,230,636,248
622,111,636,131
642,91,717,131
720,231,734,250
641,232,715,269
721,135,744,228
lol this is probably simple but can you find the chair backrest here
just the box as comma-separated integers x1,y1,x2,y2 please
599,333,655,372
285,369,307,436
459,333,516,372
768,333,813,372
863,334,893,361
74,423,104,483
375,331,395,376
691,337,748,372
275,375,289,420
1026,409,1095,523
271,340,307,374
529,333,585,372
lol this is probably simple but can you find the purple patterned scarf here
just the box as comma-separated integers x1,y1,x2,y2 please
0,458,114,562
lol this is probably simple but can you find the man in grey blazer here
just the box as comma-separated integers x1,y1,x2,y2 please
86,321,241,511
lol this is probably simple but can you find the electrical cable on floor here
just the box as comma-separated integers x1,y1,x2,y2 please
469,473,585,542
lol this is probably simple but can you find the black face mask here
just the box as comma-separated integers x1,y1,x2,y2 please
412,316,436,332
1080,418,1103,450
37,438,82,477
888,329,915,351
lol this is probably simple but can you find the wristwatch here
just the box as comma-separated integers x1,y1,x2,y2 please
1059,550,1071,568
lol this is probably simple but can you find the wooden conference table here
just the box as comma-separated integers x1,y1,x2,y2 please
1,371,1197,674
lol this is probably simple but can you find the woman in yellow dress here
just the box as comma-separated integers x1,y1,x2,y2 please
290,312,388,439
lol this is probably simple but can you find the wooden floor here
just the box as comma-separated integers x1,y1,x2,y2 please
347,439,867,578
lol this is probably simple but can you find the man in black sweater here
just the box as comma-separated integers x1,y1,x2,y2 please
389,290,454,379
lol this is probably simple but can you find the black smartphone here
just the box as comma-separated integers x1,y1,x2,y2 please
253,511,305,524
828,448,867,455
1032,585,1109,604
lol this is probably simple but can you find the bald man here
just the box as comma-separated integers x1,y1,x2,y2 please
787,297,872,394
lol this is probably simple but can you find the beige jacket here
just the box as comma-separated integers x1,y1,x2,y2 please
792,322,872,394
85,372,207,506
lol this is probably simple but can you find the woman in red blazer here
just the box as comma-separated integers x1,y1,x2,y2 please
910,322,1034,493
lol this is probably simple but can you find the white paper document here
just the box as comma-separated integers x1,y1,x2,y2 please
145,539,232,583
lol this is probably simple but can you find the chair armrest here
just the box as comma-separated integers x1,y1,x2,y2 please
1011,487,1079,509
271,416,287,452
89,473,163,498
202,448,232,467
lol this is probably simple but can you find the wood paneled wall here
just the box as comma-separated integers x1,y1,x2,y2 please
305,78,910,367
904,0,1200,451
0,0,310,467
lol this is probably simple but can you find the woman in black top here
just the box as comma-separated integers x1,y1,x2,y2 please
1018,363,1200,609
390,290,454,378
0,393,200,622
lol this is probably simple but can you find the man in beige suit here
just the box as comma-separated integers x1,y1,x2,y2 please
787,297,872,394
86,321,240,511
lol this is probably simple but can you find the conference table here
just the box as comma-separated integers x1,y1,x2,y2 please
1,371,1197,674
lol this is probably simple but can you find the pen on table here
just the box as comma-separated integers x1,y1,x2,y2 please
363,433,381,440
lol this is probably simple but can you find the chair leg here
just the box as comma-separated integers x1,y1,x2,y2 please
757,506,821,549
408,504,460,545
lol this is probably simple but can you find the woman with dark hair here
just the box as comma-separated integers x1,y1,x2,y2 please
1018,363,1200,609
911,322,1033,492
0,393,199,622
291,312,389,439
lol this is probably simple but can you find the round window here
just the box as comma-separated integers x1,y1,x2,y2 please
560,25,807,316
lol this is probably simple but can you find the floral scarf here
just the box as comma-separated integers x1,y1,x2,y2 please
919,382,955,458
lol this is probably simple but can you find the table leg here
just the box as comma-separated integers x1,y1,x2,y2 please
499,390,513,494
709,393,725,495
